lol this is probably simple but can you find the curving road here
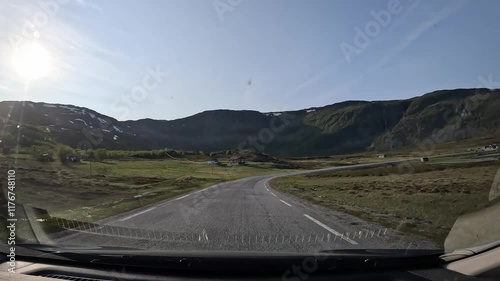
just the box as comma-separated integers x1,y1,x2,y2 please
53,161,437,253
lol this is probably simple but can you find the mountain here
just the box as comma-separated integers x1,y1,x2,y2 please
0,88,499,157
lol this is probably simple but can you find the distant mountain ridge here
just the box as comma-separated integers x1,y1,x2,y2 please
0,88,499,157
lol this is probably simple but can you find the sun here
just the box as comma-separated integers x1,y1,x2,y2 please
12,41,51,81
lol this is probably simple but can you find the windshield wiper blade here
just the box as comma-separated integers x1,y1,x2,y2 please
318,249,444,257
17,243,141,252
10,243,141,261
8,245,445,273
316,249,445,269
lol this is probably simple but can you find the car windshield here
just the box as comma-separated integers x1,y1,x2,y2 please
1,0,499,260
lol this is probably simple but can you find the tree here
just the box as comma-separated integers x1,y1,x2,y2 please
87,150,95,160
56,145,74,163
95,148,108,162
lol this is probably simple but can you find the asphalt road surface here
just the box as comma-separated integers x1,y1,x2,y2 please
51,161,438,253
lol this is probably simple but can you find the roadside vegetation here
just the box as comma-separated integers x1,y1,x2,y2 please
270,158,500,244
0,150,295,222
1,135,498,235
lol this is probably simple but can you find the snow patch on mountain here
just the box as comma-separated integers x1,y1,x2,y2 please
113,125,123,133
58,105,83,114
97,117,108,124
74,119,88,126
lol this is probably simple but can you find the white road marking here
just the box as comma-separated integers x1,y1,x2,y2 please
118,207,156,222
174,194,189,200
280,199,292,207
270,192,277,197
303,214,358,245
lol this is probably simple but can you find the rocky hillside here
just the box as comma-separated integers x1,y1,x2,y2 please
0,88,498,156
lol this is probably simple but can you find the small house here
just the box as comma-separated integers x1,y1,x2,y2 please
420,157,429,162
66,154,81,163
228,156,245,165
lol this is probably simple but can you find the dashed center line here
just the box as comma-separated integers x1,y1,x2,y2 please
280,199,292,207
270,192,277,197
303,214,358,245
174,194,190,201
118,207,156,222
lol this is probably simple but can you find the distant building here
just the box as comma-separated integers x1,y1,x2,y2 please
66,154,81,163
420,157,429,162
207,159,219,165
484,144,498,151
228,156,245,165
377,154,386,158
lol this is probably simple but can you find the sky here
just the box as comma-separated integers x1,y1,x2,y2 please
0,0,499,121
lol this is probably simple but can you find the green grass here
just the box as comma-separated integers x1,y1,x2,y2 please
2,135,497,230
0,156,292,222
270,160,500,244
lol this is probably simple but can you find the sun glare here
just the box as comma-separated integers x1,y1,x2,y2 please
12,41,51,81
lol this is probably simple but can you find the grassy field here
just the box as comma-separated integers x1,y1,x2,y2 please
6,149,416,224
270,160,500,243
2,134,498,229
1,155,292,222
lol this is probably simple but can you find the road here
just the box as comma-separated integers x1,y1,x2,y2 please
51,160,437,253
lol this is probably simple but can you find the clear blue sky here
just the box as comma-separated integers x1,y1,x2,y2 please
0,0,499,120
